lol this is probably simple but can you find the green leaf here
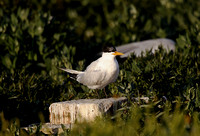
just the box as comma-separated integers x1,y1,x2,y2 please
39,44,44,55
18,8,29,21
2,55,12,69
11,13,18,25
35,26,44,35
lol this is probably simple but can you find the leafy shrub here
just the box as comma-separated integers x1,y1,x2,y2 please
0,0,200,135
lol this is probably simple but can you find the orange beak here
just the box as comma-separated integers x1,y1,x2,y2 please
112,51,124,56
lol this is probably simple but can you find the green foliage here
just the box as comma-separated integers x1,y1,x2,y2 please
70,102,191,136
0,0,200,135
2,101,200,136
117,46,200,100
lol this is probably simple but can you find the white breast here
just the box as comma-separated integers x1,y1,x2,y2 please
91,56,119,89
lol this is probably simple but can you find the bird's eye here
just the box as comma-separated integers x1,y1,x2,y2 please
103,46,116,52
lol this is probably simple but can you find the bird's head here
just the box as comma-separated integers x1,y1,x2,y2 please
102,46,124,56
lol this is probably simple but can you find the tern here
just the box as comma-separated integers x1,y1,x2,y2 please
59,46,124,89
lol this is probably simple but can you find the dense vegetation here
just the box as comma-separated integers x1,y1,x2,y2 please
0,0,200,135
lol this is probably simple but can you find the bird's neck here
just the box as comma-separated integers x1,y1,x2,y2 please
102,53,115,60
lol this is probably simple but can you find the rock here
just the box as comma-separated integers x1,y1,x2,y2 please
21,123,72,135
41,123,72,135
116,38,175,58
49,97,127,124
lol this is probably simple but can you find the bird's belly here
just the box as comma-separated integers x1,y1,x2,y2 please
87,68,119,90
102,67,119,85
107,68,118,81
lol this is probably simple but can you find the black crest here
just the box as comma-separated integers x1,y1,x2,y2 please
102,46,117,53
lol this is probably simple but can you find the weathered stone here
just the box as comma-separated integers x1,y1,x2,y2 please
41,123,72,134
116,38,175,58
49,97,127,124
21,123,72,135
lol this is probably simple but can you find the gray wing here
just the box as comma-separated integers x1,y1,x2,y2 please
77,59,106,86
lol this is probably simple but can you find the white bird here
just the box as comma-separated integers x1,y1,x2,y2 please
59,46,124,89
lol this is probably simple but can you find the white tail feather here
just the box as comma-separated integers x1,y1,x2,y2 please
58,68,83,74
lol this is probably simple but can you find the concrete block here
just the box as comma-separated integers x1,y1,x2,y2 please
49,97,127,124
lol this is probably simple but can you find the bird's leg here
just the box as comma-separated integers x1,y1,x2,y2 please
103,88,108,98
95,89,100,99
